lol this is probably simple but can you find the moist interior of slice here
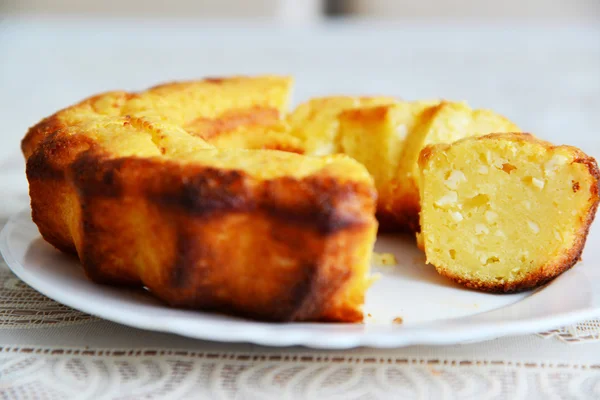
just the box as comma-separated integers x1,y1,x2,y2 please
396,102,520,206
337,101,438,193
334,100,518,230
419,133,598,288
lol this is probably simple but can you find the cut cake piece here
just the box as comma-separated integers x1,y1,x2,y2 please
418,133,599,292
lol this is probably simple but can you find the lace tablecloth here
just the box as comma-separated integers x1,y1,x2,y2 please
1,259,600,399
1,17,600,399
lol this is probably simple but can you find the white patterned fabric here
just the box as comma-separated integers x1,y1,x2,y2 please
538,321,600,344
2,225,600,397
1,17,600,399
2,344,600,399
0,268,98,328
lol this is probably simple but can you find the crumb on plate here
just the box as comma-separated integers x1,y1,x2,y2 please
372,252,397,266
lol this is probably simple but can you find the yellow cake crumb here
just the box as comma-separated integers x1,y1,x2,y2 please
418,133,599,292
372,252,397,266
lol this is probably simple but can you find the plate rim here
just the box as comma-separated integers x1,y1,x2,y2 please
2,209,600,349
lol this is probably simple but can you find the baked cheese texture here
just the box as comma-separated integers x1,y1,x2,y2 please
418,133,599,292
286,97,519,231
22,76,378,323
336,101,519,230
287,96,396,156
24,74,593,319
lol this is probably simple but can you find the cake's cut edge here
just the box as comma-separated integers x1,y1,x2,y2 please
418,132,600,293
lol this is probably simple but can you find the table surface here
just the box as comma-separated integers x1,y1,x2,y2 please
1,16,600,399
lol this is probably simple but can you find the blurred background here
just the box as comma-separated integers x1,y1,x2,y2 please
0,0,598,176
1,0,599,23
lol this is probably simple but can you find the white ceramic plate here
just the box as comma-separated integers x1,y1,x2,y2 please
2,209,600,349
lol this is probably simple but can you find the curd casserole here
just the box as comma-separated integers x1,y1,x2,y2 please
22,76,377,322
22,75,599,322
289,99,519,231
418,133,599,292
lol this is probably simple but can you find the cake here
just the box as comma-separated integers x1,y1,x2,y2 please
288,98,519,231
24,75,594,319
337,101,519,231
418,133,600,292
337,101,437,230
21,76,378,322
287,96,396,156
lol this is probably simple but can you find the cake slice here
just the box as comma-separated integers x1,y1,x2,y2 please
337,101,438,230
418,133,599,292
337,101,518,231
391,102,519,231
287,96,395,155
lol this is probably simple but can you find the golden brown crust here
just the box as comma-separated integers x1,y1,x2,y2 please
418,132,537,169
184,107,304,154
67,150,376,320
22,91,131,159
22,77,377,322
417,141,445,170
375,190,420,233
420,132,600,293
185,107,280,139
27,138,376,322
339,104,391,122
